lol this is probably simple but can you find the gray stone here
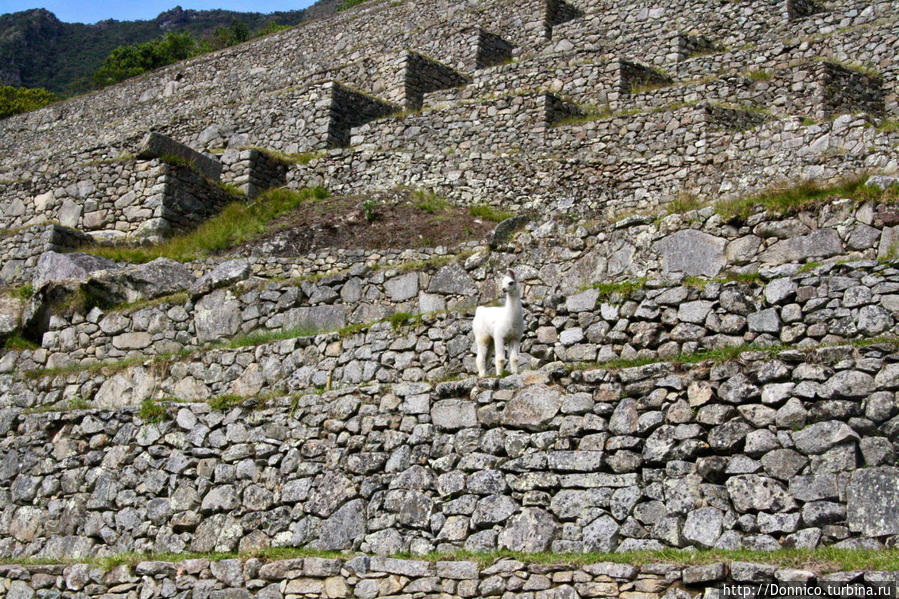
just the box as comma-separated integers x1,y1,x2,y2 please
683,507,723,547
878,226,899,259
138,132,223,180
847,467,899,536
385,272,419,301
725,475,796,512
86,257,196,304
317,499,366,550
190,259,251,299
747,308,780,333
195,289,242,343
501,385,562,430
33,251,117,288
58,199,82,228
94,366,156,408
431,399,477,430
678,300,714,324
792,421,859,455
867,175,899,190
765,278,797,305
610,398,639,435
471,494,518,526
428,263,477,295
283,304,346,333
760,229,843,263
0,297,24,335
566,289,599,313
497,507,559,552
653,229,726,277
202,485,238,512
490,215,529,248
582,514,620,552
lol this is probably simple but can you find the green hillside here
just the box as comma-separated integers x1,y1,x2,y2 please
0,4,338,97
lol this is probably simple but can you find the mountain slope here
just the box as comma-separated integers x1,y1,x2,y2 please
0,3,340,96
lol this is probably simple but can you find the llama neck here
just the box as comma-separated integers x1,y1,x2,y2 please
504,290,522,315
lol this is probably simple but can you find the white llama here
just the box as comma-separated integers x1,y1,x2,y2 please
473,270,524,377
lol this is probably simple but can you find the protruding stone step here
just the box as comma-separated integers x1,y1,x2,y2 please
612,59,673,96
544,0,583,39
0,224,93,286
469,27,514,70
804,60,884,120
137,132,223,182
326,82,399,147
784,0,820,20
220,149,288,199
669,33,720,62
388,51,472,110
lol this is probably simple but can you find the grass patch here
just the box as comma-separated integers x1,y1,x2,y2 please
665,192,706,215
208,394,245,411
339,0,368,10
139,399,166,423
878,118,899,133
414,190,451,214
715,175,896,221
590,277,647,299
585,342,787,371
225,325,322,349
718,271,763,285
84,186,328,263
1,547,897,573
255,148,326,165
108,292,190,314
469,204,514,222
3,334,39,351
8,283,34,300
746,69,773,81
388,311,414,330
682,276,708,290
798,261,822,273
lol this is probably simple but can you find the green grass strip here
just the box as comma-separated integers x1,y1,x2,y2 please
715,174,899,221
84,186,328,263
1,547,897,573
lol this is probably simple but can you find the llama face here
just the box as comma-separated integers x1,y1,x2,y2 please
501,272,518,293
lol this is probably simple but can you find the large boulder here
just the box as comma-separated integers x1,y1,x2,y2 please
500,385,563,430
0,296,24,336
759,229,842,264
33,251,117,288
194,289,243,343
653,230,726,277
847,467,899,537
86,258,196,304
190,259,251,299
497,507,559,552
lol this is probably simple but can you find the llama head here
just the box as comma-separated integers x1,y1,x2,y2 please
501,270,519,295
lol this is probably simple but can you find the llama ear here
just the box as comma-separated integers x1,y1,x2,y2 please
508,269,516,281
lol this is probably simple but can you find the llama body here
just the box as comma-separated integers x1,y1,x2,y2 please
473,271,524,377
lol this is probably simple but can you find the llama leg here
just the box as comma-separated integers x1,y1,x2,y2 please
476,339,488,378
509,339,520,374
494,336,505,377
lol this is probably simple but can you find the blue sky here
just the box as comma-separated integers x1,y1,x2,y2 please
1,0,318,23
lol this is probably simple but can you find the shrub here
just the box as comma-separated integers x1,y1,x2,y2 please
0,85,58,119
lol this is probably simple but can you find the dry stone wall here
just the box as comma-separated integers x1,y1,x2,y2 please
6,196,899,408
2,347,899,558
0,225,91,286
1,558,894,599
0,157,235,243
293,109,898,214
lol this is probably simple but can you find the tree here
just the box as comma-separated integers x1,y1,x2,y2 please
207,19,250,51
92,32,199,87
0,85,57,119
